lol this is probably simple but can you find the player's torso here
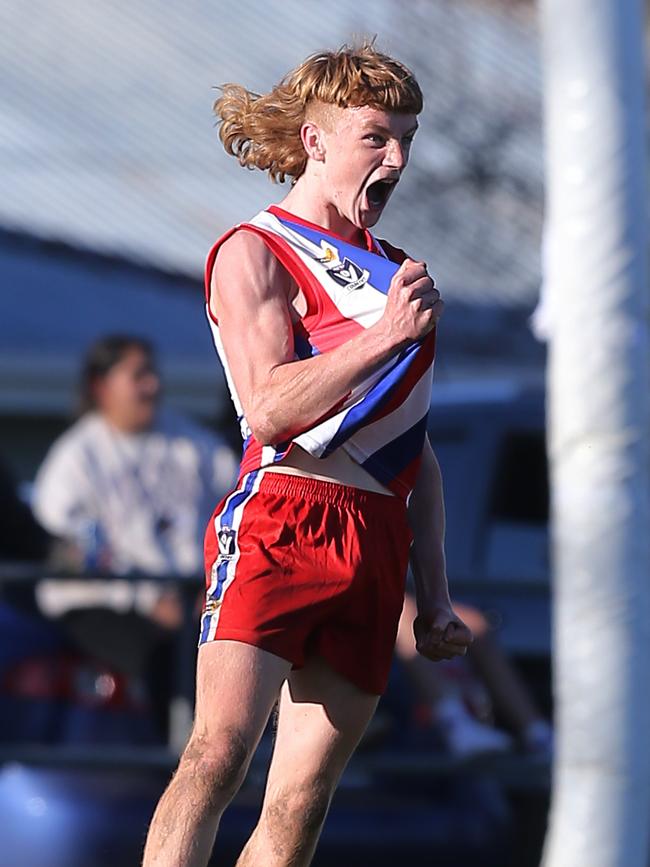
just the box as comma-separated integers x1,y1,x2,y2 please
206,206,434,500
265,443,393,495
246,212,396,495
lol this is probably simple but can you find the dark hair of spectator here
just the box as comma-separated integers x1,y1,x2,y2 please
79,334,155,415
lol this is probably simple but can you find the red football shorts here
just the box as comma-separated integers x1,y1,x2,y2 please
199,470,413,695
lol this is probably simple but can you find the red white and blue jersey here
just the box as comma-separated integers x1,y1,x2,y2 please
204,205,436,500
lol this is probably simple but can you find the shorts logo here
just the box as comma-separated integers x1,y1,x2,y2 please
317,242,369,291
217,526,237,561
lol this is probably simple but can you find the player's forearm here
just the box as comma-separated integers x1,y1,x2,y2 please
408,442,452,609
248,321,405,445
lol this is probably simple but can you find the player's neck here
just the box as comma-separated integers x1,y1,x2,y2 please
280,179,364,246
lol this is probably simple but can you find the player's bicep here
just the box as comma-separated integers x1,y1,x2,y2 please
210,232,295,420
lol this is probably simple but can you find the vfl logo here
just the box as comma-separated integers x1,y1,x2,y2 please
317,242,369,292
209,525,237,584
217,526,237,562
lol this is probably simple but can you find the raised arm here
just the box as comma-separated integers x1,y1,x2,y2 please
211,230,441,445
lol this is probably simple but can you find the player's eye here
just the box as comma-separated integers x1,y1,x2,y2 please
364,134,385,146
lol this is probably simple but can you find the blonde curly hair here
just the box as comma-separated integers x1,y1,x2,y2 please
214,41,423,184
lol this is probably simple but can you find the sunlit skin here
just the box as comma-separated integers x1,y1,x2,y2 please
281,104,418,242
91,347,160,433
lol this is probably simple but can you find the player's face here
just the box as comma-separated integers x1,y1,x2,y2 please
94,347,160,432
322,106,418,230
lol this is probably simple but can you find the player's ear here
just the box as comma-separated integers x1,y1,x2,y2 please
301,120,326,162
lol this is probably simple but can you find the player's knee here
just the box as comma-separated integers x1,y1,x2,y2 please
298,779,331,835
180,727,251,808
266,774,333,839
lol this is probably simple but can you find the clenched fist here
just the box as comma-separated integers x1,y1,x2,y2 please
380,258,443,348
414,604,473,662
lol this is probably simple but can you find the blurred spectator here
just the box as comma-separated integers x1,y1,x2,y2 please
395,592,552,758
30,334,237,738
0,455,154,745
33,334,236,586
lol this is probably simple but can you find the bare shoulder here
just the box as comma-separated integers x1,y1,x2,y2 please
216,228,273,269
212,228,292,304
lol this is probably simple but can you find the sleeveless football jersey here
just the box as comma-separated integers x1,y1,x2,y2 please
204,205,436,500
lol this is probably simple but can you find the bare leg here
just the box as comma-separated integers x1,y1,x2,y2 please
395,596,517,755
236,657,379,867
142,640,291,867
468,632,541,733
398,595,541,730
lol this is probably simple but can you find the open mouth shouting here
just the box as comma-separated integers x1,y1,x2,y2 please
365,177,398,212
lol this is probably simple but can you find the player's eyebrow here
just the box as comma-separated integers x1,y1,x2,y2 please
363,121,419,136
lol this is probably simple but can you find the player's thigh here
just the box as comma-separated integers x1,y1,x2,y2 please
193,640,291,744
266,655,379,792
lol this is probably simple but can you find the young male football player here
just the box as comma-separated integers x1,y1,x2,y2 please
143,42,472,867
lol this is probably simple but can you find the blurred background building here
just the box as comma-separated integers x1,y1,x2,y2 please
0,0,545,481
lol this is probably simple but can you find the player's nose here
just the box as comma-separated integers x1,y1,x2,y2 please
384,139,407,170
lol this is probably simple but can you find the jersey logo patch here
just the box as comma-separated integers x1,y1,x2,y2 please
326,257,370,291
217,526,237,561
317,241,370,291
